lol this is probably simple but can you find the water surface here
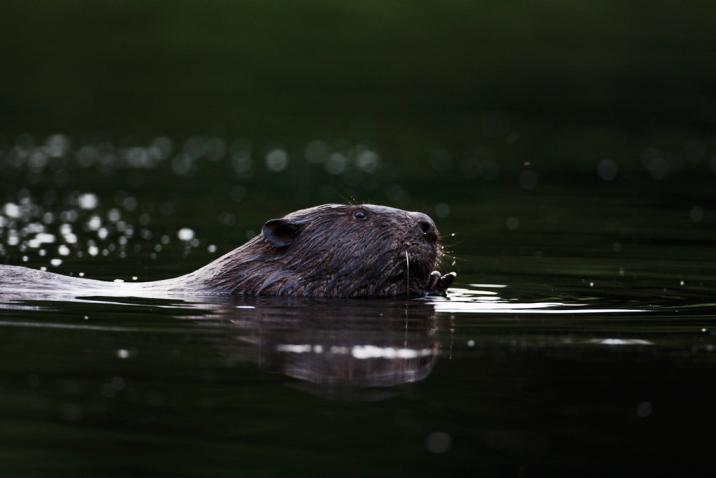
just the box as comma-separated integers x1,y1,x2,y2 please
1,136,715,476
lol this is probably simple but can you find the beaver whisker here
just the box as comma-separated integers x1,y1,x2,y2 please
405,250,410,299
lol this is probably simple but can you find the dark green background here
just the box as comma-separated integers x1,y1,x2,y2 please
2,0,716,175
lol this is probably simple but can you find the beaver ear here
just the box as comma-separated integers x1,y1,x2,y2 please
262,219,303,248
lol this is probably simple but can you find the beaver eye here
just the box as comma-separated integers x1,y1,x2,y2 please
353,210,367,220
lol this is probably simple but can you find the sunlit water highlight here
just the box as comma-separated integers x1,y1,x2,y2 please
432,287,644,314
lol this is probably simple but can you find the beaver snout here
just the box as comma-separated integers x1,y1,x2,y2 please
412,212,438,242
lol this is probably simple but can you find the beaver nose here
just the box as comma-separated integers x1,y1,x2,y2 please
413,212,438,241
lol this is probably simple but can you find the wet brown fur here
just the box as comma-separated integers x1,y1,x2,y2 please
0,204,443,298
168,204,442,297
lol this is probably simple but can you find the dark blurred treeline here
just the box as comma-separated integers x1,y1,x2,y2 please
1,0,716,174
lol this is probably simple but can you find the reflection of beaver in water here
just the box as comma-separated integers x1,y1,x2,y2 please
222,300,441,399
0,204,456,298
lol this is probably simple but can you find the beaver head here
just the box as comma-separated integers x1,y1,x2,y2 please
193,204,445,297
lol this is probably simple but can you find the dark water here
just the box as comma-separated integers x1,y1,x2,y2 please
2,1,716,475
0,136,715,477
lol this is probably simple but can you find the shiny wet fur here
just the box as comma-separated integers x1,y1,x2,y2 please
0,204,447,298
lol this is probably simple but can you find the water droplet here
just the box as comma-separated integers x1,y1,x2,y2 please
690,206,704,223
87,215,102,231
506,217,519,231
435,203,450,218
519,169,539,190
265,149,289,172
636,401,652,418
425,432,452,454
356,149,380,173
177,228,195,241
77,193,98,210
597,158,618,181
3,203,21,218
325,152,348,175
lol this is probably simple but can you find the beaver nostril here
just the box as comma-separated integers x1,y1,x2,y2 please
418,221,433,234
412,212,438,241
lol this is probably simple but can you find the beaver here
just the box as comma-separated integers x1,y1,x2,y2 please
0,204,456,298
